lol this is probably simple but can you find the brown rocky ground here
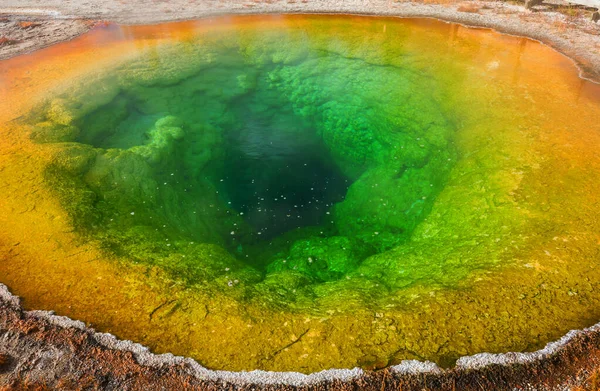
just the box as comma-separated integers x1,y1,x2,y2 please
0,17,91,60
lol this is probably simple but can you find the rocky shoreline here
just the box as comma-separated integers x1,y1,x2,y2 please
2,283,600,389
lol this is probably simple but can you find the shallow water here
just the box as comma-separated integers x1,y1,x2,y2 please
1,15,600,372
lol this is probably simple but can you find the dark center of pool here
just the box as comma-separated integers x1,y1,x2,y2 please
212,98,351,241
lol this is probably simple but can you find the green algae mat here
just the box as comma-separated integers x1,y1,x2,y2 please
1,15,600,372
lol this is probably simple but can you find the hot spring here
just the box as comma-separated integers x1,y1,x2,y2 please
1,15,600,373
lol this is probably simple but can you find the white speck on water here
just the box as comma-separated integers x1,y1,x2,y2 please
130,212,135,215
230,231,235,235
487,60,500,70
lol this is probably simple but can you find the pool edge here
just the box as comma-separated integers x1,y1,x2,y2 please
1,2,599,83
2,283,600,389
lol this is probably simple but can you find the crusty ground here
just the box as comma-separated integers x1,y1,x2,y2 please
0,17,91,60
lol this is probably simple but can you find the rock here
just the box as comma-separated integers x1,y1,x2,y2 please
592,11,600,23
29,122,80,143
525,0,544,9
267,236,372,282
0,353,9,366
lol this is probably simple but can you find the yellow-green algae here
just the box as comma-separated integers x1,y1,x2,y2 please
1,15,600,373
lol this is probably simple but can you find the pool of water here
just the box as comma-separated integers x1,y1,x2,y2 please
1,15,600,373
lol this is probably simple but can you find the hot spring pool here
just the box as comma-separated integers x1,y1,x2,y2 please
1,14,600,373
